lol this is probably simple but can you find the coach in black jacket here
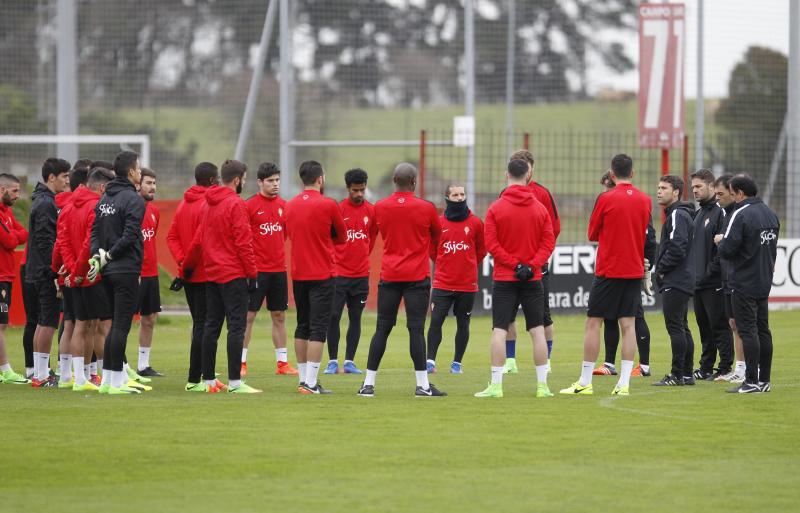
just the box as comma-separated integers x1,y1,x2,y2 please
717,175,779,394
689,169,733,380
654,175,695,387
25,158,69,386
88,150,145,393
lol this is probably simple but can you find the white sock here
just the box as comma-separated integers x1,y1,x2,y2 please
59,354,72,382
491,366,504,385
535,364,548,384
25,367,33,377
329,359,339,367
101,372,109,386
618,360,634,388
229,379,242,388
735,361,746,373
640,364,650,373
37,353,50,380
426,358,435,366
84,364,91,380
298,363,307,384
415,370,429,389
33,352,42,379
579,361,594,387
138,347,151,371
275,348,288,363
306,362,321,388
205,379,216,387
111,370,125,388
94,360,101,374
344,359,353,365
241,347,248,363
0,363,10,372
72,357,86,385
364,369,377,387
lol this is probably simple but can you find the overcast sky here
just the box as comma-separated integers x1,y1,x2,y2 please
588,0,791,98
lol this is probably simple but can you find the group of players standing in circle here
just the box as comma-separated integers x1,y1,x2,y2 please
0,148,779,397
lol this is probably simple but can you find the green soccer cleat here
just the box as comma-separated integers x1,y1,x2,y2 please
58,379,75,389
72,381,100,392
127,367,152,384
185,382,207,393
107,385,142,395
559,382,593,395
126,380,152,392
536,383,554,398
228,383,263,394
1,369,30,385
474,382,503,398
502,358,518,374
98,383,110,394
611,384,630,396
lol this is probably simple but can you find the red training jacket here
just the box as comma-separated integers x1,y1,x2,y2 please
529,180,561,241
140,201,159,278
285,189,347,281
431,212,486,292
184,186,257,284
587,182,651,279
58,186,101,287
485,185,555,281
0,203,28,282
167,185,210,283
51,191,73,286
375,191,441,282
334,198,377,278
246,193,286,273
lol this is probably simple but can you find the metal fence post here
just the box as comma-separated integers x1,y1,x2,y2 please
56,0,78,163
788,0,800,236
465,0,476,207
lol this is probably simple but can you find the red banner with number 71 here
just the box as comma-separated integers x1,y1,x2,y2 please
638,3,685,149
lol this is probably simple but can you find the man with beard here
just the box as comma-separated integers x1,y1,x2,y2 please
136,167,163,377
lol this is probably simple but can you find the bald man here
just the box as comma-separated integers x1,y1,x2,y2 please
358,164,444,397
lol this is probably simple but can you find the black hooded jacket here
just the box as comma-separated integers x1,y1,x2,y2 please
718,202,737,291
656,201,695,294
691,197,726,290
24,183,58,283
90,176,145,275
717,197,780,299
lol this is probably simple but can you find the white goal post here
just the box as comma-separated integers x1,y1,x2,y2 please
0,134,151,167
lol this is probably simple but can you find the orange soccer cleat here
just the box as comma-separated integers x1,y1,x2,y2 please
214,379,229,392
240,362,248,378
592,363,617,376
276,361,299,375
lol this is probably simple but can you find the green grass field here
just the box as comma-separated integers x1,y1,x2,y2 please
2,309,799,512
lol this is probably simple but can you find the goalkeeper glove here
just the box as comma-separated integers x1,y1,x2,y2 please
514,263,534,282
643,258,653,296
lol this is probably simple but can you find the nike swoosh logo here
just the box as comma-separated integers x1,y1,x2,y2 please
442,229,449,232
715,287,723,292
360,300,366,304
343,217,350,221
257,211,264,215
466,312,472,316
419,389,432,396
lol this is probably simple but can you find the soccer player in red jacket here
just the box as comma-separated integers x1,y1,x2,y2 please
242,162,298,377
503,149,560,375
184,160,260,394
426,183,485,375
560,154,652,396
357,163,444,398
58,167,115,390
285,160,347,394
324,168,377,375
0,174,30,385
474,160,555,398
167,162,220,392
136,167,163,377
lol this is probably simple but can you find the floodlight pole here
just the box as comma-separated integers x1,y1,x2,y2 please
788,0,800,236
56,0,78,163
235,0,277,161
279,0,296,197
505,0,516,156
465,0,476,207
695,0,704,170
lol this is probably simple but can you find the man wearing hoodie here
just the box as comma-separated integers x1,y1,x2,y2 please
184,159,260,394
167,162,220,392
561,154,651,396
324,168,377,376
358,163,442,398
0,174,30,385
653,175,696,387
426,183,485,375
52,179,76,388
285,160,347,395
503,149,560,375
27,157,70,387
689,169,733,381
136,167,163,377
475,160,554,398
242,162,298,378
58,167,115,391
87,150,146,395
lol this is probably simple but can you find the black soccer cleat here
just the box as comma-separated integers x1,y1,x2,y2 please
300,382,332,395
415,383,447,397
693,368,713,381
652,374,684,387
137,367,164,377
728,382,762,394
682,375,696,386
759,382,772,393
357,384,375,397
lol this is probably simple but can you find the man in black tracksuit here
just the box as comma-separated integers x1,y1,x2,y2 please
26,158,70,386
717,175,779,394
88,150,145,394
689,169,733,380
654,175,696,387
